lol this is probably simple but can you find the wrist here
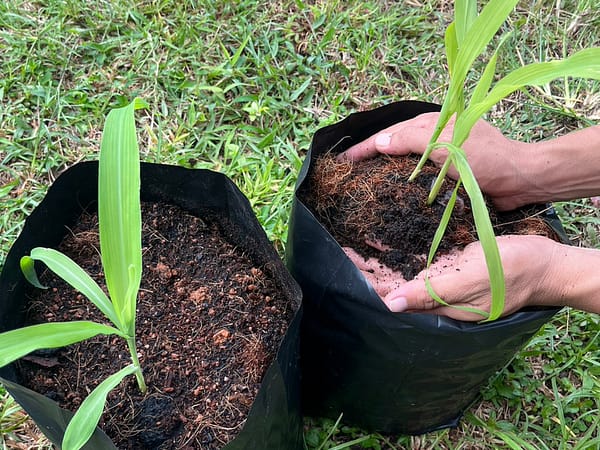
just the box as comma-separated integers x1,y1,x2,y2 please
509,140,555,208
535,242,600,314
533,240,569,307
489,140,546,210
515,126,600,206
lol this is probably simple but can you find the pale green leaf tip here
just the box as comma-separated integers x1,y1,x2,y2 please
133,98,149,110
20,256,47,289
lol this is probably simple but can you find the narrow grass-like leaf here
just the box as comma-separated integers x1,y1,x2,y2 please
427,157,454,203
24,247,121,329
98,99,144,334
451,0,518,84
0,321,124,367
424,277,490,318
329,436,372,450
316,414,344,450
470,53,498,106
455,47,600,144
467,413,538,450
470,32,513,107
445,22,458,76
424,180,489,318
454,0,477,44
412,0,517,181
448,144,505,321
20,256,46,289
427,180,462,267
62,364,138,450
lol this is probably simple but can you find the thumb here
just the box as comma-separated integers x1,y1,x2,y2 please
383,278,431,312
383,270,466,312
375,127,431,157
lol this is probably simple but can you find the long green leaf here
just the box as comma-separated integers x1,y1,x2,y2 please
452,0,518,85
470,52,498,107
20,255,47,289
424,176,489,318
427,180,462,267
436,0,517,132
424,276,490,318
469,32,514,107
454,0,477,45
413,0,517,181
62,364,138,450
98,98,146,334
455,47,600,144
448,144,505,321
22,247,121,329
0,321,124,367
445,22,458,76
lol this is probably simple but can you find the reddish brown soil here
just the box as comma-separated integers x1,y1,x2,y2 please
300,154,558,279
17,202,296,449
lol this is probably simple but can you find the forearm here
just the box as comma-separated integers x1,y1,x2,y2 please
541,242,600,314
519,125,600,205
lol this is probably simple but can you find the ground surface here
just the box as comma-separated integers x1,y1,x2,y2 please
1,1,599,449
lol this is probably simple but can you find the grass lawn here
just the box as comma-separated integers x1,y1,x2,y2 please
1,0,599,448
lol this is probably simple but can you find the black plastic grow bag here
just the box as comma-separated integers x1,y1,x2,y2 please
286,100,566,435
0,161,303,450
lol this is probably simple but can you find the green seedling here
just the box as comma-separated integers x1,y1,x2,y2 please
411,0,600,321
0,98,147,450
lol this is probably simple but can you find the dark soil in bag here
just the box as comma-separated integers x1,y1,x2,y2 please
18,202,295,449
300,152,560,279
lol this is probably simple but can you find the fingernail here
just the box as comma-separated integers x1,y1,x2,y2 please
387,296,408,312
375,133,392,149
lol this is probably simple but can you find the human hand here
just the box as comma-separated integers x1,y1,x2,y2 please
338,112,534,211
345,235,560,321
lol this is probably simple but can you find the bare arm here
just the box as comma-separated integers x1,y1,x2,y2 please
516,126,600,206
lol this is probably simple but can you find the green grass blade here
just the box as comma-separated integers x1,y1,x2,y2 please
424,276,490,318
24,247,121,329
469,32,514,109
415,0,514,182
467,413,538,450
62,364,137,450
456,47,600,144
448,144,505,321
0,321,124,367
98,99,145,334
316,414,344,450
329,436,372,450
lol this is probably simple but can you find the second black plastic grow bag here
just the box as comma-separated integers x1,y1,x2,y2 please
286,100,567,435
0,161,303,450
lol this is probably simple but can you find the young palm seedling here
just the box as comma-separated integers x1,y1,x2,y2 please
411,0,600,321
0,98,147,450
